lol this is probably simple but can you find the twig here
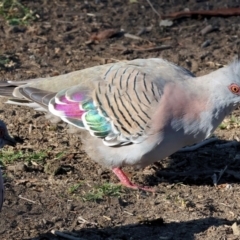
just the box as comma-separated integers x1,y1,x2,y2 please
110,45,127,51
200,25,218,36
178,137,218,152
63,27,82,35
163,7,240,20
217,165,228,184
219,202,232,207
86,29,122,44
133,45,172,52
51,230,86,240
146,0,161,19
103,215,111,221
77,216,98,226
158,37,172,42
124,210,134,216
124,33,143,41
110,45,172,52
18,195,36,204
77,216,88,224
137,25,153,36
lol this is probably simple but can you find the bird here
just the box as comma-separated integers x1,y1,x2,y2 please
0,120,16,210
0,58,240,191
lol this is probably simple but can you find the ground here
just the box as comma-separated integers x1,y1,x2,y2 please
0,0,240,239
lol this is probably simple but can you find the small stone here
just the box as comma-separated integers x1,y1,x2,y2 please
201,39,211,48
232,222,240,236
160,20,173,27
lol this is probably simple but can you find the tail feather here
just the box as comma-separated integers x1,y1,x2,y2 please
18,87,56,107
0,82,18,98
6,78,44,86
6,99,47,111
0,79,43,98
0,88,16,98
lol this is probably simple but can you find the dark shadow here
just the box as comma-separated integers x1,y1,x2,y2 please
13,135,24,144
143,139,240,187
24,217,237,240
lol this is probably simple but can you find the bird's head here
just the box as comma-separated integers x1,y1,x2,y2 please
207,60,240,109
225,60,240,106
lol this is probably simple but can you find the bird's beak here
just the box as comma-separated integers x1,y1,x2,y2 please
4,135,16,147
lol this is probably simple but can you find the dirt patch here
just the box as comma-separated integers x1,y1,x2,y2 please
0,0,240,239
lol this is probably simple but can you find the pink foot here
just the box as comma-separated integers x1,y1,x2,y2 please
112,167,154,192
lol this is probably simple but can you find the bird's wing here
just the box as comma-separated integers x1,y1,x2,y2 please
48,59,195,146
0,58,195,135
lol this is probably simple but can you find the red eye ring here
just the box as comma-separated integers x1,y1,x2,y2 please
229,83,240,94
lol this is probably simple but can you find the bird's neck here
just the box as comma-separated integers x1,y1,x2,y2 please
195,66,238,134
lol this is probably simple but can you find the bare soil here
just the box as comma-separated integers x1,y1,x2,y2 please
1,0,240,239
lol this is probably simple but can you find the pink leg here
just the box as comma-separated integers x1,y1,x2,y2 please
112,167,154,192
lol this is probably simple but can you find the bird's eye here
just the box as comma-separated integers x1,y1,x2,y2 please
229,84,240,94
0,128,4,137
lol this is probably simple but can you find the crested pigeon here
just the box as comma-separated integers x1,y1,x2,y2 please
1,58,240,191
0,120,16,210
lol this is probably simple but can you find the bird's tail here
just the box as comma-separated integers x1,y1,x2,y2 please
0,79,49,111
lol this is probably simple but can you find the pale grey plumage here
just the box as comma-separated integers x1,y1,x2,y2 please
1,58,240,190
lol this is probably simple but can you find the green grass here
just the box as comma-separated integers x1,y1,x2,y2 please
0,54,19,70
68,182,83,194
229,115,240,124
55,152,66,159
218,115,240,130
218,123,227,130
0,55,10,67
0,149,48,165
82,183,123,201
0,0,35,25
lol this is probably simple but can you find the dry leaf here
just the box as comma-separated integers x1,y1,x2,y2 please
90,29,120,42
